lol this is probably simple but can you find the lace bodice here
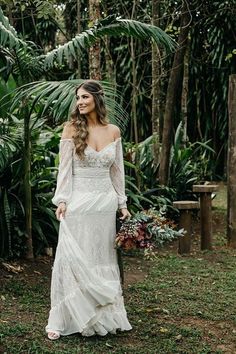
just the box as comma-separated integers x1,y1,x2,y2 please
52,138,127,209
73,141,116,169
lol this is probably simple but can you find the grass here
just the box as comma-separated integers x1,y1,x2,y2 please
1,249,236,354
1,183,236,353
212,182,227,212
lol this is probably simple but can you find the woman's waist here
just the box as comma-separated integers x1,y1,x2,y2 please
72,167,110,179
72,168,115,193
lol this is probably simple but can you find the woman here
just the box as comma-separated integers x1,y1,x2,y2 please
46,80,132,340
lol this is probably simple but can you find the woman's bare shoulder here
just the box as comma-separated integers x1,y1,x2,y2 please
61,121,77,139
107,124,121,139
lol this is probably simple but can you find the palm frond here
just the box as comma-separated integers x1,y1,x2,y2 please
0,134,19,173
0,116,21,172
100,18,176,50
0,47,15,81
1,79,129,132
43,16,177,69
0,8,45,82
13,46,45,82
0,6,25,50
3,189,12,256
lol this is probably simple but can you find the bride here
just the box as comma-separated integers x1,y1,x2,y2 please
46,80,132,340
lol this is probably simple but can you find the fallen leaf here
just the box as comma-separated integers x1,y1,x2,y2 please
2,262,24,273
146,307,161,313
175,334,182,341
105,342,113,348
162,308,170,315
159,327,168,333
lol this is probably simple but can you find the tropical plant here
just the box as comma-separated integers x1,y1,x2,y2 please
30,123,61,255
0,116,24,258
123,139,176,215
0,118,61,258
168,124,215,200
42,15,176,69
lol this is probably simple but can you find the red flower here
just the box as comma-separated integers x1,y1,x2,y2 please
123,239,136,250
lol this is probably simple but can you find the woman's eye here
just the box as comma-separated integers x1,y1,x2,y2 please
76,95,89,99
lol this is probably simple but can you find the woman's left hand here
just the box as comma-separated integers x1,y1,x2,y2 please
119,208,131,220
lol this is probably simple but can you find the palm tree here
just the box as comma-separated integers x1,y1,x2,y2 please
88,0,101,80
152,0,161,168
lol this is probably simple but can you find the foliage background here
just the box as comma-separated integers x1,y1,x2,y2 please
0,0,235,257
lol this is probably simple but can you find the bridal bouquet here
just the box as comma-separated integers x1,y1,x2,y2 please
115,209,185,251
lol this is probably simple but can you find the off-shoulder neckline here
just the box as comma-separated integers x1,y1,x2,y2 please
60,137,121,153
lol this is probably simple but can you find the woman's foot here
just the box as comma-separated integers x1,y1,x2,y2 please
47,331,60,340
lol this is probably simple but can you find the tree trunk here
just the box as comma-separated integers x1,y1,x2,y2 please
152,0,161,167
227,74,236,248
130,0,138,144
130,0,140,188
77,0,82,78
131,37,138,144
89,0,101,80
24,109,33,259
159,1,191,185
7,3,14,26
181,43,189,146
104,36,116,84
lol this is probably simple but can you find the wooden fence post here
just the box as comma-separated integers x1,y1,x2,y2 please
173,201,199,254
192,185,218,250
227,74,236,248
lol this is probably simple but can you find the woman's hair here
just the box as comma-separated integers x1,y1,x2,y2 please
70,80,108,159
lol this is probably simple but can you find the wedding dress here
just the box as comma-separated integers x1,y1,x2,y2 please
45,137,132,337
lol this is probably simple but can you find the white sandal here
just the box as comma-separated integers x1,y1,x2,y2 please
47,331,60,340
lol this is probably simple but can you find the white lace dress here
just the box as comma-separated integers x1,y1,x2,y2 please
45,137,132,337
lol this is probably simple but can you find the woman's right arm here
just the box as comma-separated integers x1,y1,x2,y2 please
52,124,75,220
109,126,131,220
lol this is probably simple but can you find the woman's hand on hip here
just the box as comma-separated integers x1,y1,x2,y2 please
119,208,131,220
56,202,67,221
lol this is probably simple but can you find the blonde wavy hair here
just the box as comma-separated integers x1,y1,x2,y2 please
70,80,108,159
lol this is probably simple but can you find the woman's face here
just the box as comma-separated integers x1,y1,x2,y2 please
76,87,96,115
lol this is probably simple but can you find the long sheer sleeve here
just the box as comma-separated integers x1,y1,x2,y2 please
52,139,74,207
110,137,127,209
